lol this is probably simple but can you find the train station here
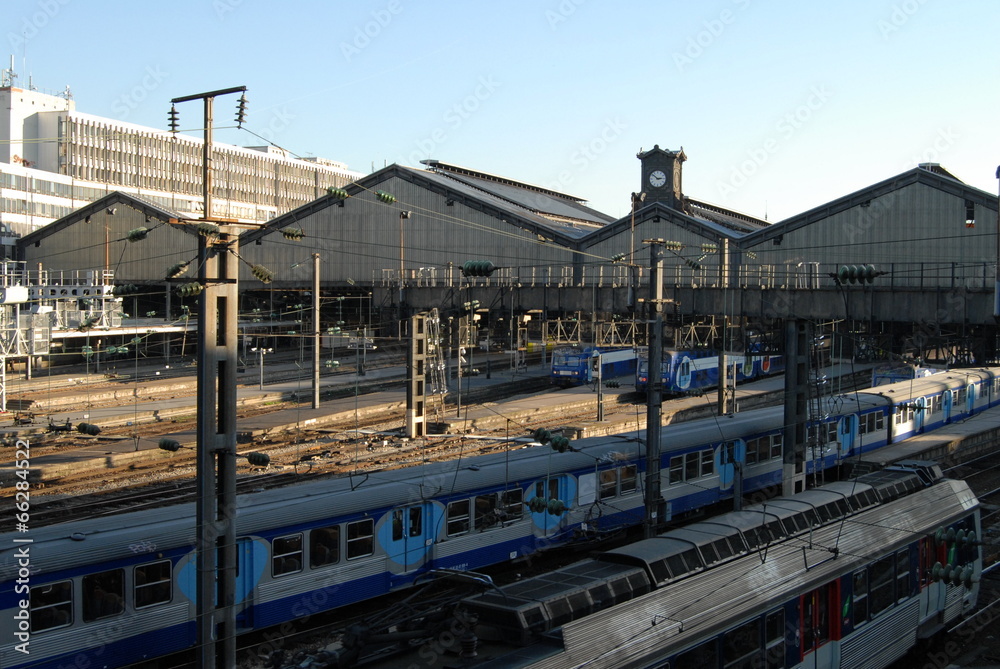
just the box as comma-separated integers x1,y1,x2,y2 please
1,81,1000,669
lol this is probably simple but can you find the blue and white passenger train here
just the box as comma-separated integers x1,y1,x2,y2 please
635,347,786,394
2,366,999,668
549,345,638,386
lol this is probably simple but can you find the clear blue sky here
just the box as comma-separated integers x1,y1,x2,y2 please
6,0,999,222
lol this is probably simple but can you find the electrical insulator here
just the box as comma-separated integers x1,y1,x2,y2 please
281,228,305,241
327,187,350,200
176,282,204,298
126,227,149,242
252,265,275,284
246,452,270,467
374,190,396,204
159,438,181,452
77,422,101,436
462,260,496,277
165,262,190,280
168,104,179,133
196,222,220,237
837,263,879,284
234,93,248,128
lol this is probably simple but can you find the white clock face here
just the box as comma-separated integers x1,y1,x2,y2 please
649,170,667,187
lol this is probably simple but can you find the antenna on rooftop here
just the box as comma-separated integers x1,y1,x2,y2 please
1,55,16,88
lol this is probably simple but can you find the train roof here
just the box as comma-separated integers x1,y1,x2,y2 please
465,477,978,667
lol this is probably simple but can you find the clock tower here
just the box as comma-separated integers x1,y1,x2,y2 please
637,144,686,210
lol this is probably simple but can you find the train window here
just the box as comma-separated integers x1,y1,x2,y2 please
310,526,340,568
347,519,375,559
501,488,523,519
134,560,172,608
447,499,471,536
701,449,714,476
669,456,684,485
30,581,72,633
685,454,700,481
474,494,499,529
896,549,910,601
853,569,869,625
409,507,423,537
272,534,303,577
674,639,717,668
82,568,125,622
391,509,404,541
745,438,759,465
764,609,784,669
723,617,761,668
599,470,617,499
620,465,637,493
869,555,895,616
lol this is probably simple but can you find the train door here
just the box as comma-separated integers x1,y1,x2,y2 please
674,355,692,391
529,474,574,539
717,440,746,497
234,537,258,629
966,383,977,415
837,413,858,458
384,502,436,578
800,582,837,667
912,396,927,433
942,389,954,423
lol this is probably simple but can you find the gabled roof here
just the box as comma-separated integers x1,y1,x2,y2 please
241,163,598,247
685,198,770,235
738,164,999,248
421,159,615,227
581,199,747,249
18,191,188,247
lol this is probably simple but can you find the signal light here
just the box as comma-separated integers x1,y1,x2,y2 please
234,93,248,128
462,260,496,277
281,227,305,241
168,104,179,133
374,190,396,204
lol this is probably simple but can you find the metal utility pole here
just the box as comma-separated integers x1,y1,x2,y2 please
312,253,321,409
644,239,665,539
782,319,809,496
171,85,247,669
